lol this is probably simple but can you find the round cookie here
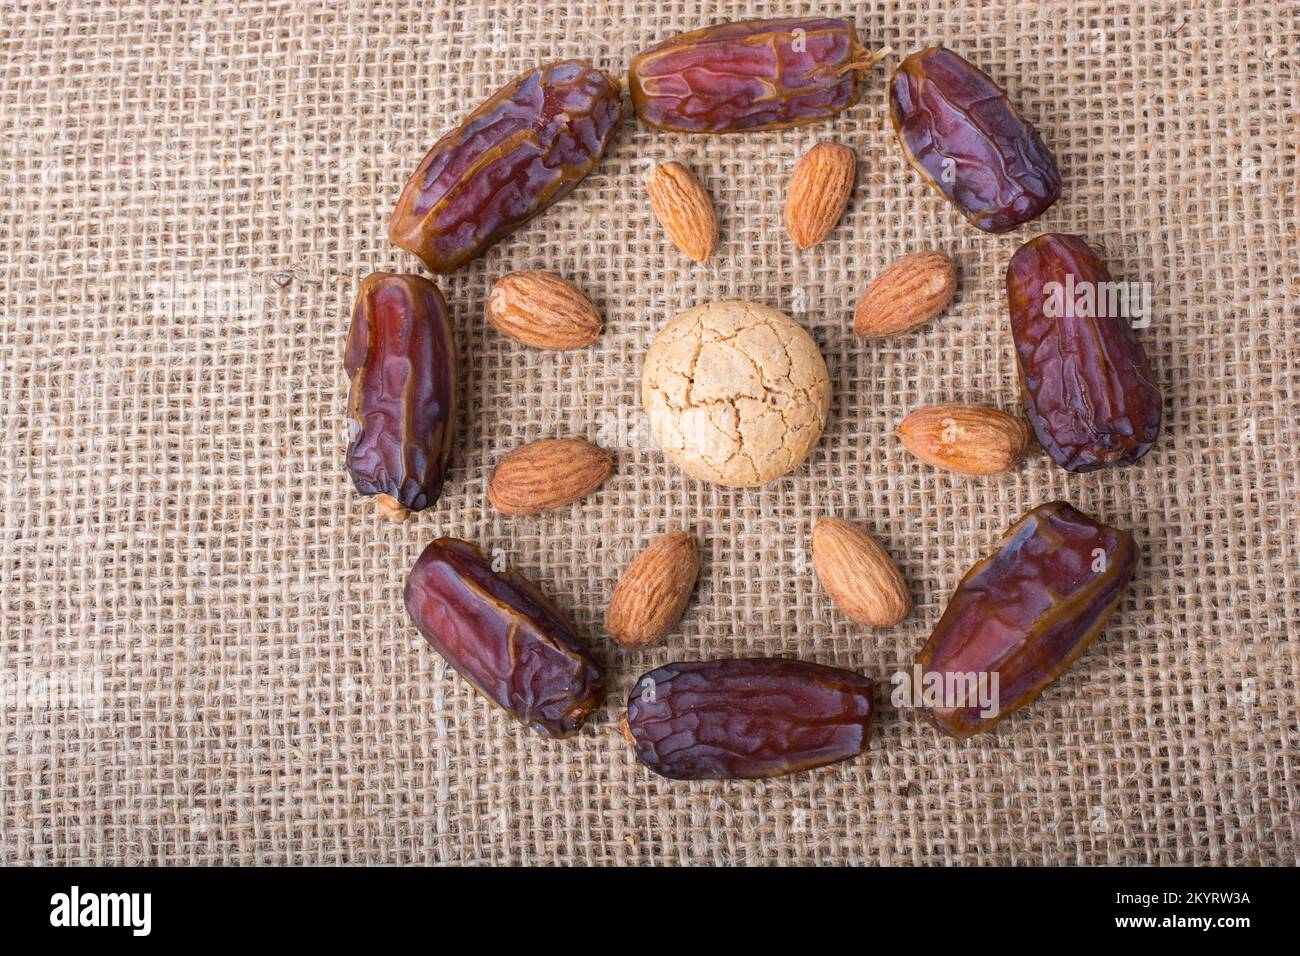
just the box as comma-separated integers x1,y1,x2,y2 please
642,300,831,487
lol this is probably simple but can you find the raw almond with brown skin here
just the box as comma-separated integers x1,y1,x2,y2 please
811,517,910,627
606,531,700,647
897,404,1032,476
487,271,602,350
784,142,856,249
645,162,717,263
853,250,957,337
488,438,613,515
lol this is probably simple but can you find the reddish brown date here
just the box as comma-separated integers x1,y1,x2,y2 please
630,18,879,133
623,658,874,780
1007,234,1161,471
345,273,457,519
889,47,1060,232
389,60,623,273
405,538,604,738
914,502,1135,738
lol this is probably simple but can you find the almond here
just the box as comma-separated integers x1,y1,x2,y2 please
896,404,1031,475
488,438,613,515
784,142,856,249
645,161,717,263
605,531,700,647
487,271,602,350
853,250,957,337
811,517,910,627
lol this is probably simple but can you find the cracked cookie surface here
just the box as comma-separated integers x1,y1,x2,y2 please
642,300,831,487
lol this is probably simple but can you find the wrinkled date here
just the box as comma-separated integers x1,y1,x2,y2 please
345,273,457,517
889,47,1060,232
389,60,623,273
1007,234,1162,471
405,538,604,738
624,658,874,779
630,18,877,133
914,502,1136,738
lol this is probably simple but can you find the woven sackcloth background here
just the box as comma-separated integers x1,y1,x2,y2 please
1,0,1296,866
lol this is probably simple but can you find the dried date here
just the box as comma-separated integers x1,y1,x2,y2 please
623,658,875,780
389,60,623,273
405,538,604,738
914,502,1136,738
345,273,457,520
630,18,883,134
1007,233,1161,471
889,47,1060,232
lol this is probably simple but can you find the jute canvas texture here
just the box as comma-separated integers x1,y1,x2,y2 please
1,0,1296,865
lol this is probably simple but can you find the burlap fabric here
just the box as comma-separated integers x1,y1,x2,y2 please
1,0,1296,866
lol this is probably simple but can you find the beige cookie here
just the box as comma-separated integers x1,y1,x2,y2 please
642,300,831,487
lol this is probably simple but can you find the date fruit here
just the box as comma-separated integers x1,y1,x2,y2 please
1007,234,1161,471
914,502,1135,738
889,47,1060,232
630,18,884,134
389,60,623,273
345,273,457,521
405,538,604,738
623,658,874,780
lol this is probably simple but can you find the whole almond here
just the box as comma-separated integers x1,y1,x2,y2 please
784,142,856,249
487,271,602,350
853,250,957,337
645,162,717,263
488,438,613,515
606,531,700,647
897,404,1031,475
811,517,910,627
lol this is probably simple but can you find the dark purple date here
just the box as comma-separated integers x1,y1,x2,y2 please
889,47,1060,232
1007,233,1162,471
389,60,623,273
623,658,875,780
405,538,604,738
630,18,877,133
345,273,457,519
914,502,1136,738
